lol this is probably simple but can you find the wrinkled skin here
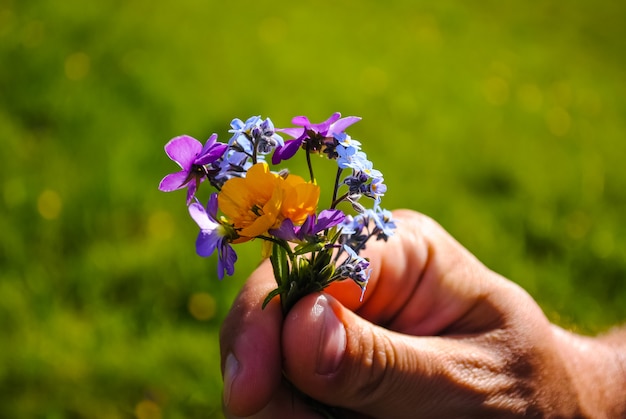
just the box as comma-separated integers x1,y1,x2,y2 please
220,210,626,418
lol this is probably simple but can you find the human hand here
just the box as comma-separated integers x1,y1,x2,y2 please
219,210,626,418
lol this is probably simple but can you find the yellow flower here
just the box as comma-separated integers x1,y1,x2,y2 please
218,162,320,238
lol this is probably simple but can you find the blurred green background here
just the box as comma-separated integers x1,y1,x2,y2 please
2,0,625,417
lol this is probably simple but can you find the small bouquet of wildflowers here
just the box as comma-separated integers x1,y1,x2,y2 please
159,112,395,414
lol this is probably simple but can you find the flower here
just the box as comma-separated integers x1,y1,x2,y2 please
271,209,345,242
369,204,396,241
272,112,361,164
189,193,237,279
334,132,362,149
336,145,369,170
159,134,228,204
218,162,320,238
229,116,284,156
333,245,371,300
160,112,396,419
368,177,387,198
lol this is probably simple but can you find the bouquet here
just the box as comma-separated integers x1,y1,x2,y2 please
158,112,395,415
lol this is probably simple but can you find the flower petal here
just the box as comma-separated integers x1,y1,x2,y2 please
186,180,199,205
196,230,219,257
164,135,202,169
189,202,217,230
272,139,302,164
270,218,297,241
276,127,305,139
291,116,311,126
218,242,237,279
330,116,361,134
310,112,341,132
158,171,189,191
195,143,227,165
315,209,346,233
207,193,219,220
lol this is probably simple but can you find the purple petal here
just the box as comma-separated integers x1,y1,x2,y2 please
270,219,297,241
200,133,218,154
275,139,302,163
196,230,219,257
330,116,361,134
277,127,305,139
195,142,227,165
311,112,341,132
189,202,217,230
298,214,315,237
186,180,198,205
164,135,202,169
158,171,188,192
291,116,311,126
218,243,237,279
195,134,228,165
315,209,346,233
207,193,219,221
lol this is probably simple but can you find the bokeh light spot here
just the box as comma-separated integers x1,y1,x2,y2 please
188,292,217,321
134,399,162,419
65,52,91,81
37,189,62,220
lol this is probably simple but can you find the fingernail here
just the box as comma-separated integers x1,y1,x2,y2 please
223,352,239,408
314,295,346,375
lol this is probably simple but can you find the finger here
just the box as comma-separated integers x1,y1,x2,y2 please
223,379,325,419
327,209,502,335
282,293,508,418
219,261,284,417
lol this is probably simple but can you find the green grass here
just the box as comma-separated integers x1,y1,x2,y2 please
1,0,626,417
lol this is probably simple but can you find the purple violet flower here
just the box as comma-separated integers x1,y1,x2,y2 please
271,209,345,242
272,112,361,164
189,193,237,279
159,134,228,204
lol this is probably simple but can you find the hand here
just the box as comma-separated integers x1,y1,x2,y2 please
219,210,626,418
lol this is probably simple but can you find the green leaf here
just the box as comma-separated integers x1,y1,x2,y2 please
261,287,282,310
269,242,290,287
293,241,324,256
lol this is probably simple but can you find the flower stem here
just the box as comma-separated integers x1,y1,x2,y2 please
331,192,349,209
305,148,315,182
330,167,343,209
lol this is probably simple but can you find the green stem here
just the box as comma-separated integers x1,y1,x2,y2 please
258,235,294,258
330,167,343,209
305,148,315,182
331,192,350,209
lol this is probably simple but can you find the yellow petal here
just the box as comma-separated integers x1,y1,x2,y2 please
281,181,320,224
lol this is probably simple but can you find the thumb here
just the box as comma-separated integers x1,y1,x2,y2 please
282,293,490,418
